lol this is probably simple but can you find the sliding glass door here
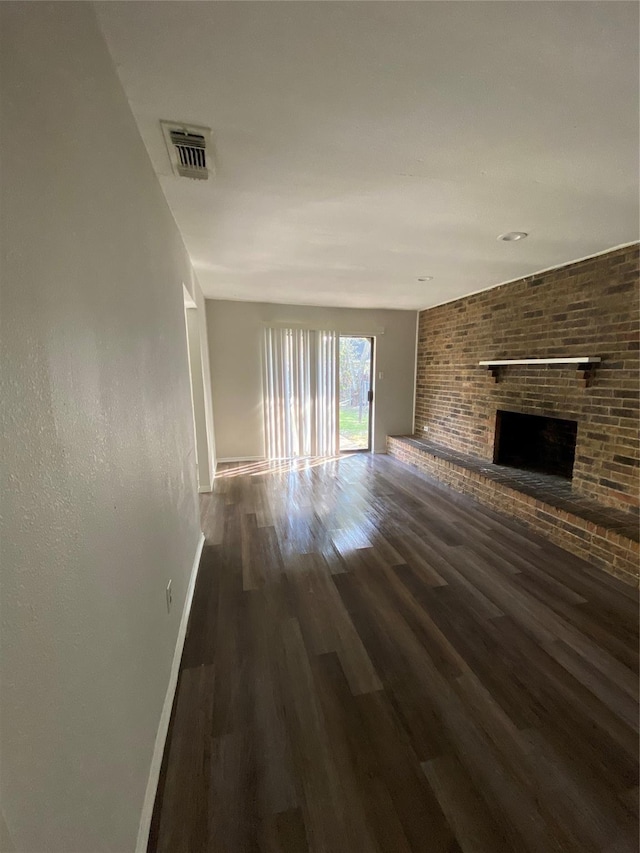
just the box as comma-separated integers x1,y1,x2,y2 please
339,336,373,451
262,328,373,459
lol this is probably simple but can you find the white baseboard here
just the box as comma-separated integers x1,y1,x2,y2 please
217,456,266,463
135,531,205,853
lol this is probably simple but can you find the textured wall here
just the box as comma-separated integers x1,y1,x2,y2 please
206,300,417,459
0,4,202,851
415,245,639,514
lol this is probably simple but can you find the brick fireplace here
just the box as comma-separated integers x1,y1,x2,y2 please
388,244,639,584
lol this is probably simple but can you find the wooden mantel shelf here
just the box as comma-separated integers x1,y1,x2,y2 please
479,357,601,366
479,356,601,387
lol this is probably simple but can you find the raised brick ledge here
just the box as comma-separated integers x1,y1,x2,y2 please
387,435,639,586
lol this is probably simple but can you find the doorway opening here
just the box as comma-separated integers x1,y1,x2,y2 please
339,336,373,452
183,286,212,492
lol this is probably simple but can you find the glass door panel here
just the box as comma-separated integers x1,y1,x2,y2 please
339,336,373,451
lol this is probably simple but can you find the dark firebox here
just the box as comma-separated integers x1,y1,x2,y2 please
494,410,578,479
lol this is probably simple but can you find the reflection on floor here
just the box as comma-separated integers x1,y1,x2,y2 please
213,455,352,479
149,454,639,853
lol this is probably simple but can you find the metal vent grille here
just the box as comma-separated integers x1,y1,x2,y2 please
170,130,207,178
161,121,213,180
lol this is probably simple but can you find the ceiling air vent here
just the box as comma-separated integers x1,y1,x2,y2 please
160,121,213,180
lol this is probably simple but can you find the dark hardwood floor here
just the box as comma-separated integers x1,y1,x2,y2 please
149,454,639,853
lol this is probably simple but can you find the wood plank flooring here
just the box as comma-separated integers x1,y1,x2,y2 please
148,454,639,853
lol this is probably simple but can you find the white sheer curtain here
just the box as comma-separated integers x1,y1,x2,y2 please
263,327,339,459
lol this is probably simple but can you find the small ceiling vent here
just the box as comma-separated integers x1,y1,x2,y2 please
160,121,213,180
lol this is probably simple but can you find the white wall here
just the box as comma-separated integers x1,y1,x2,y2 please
0,4,203,852
207,300,417,459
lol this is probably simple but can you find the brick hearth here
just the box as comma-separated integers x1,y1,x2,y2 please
387,435,638,584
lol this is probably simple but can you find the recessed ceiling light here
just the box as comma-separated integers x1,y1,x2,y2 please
417,276,433,282
498,231,528,242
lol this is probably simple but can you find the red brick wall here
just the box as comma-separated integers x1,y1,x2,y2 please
415,244,640,515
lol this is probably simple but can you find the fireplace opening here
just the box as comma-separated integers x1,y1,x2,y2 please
494,410,578,479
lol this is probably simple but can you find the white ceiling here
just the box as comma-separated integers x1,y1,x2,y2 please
96,1,639,310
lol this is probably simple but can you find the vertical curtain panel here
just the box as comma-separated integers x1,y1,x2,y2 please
263,327,339,459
